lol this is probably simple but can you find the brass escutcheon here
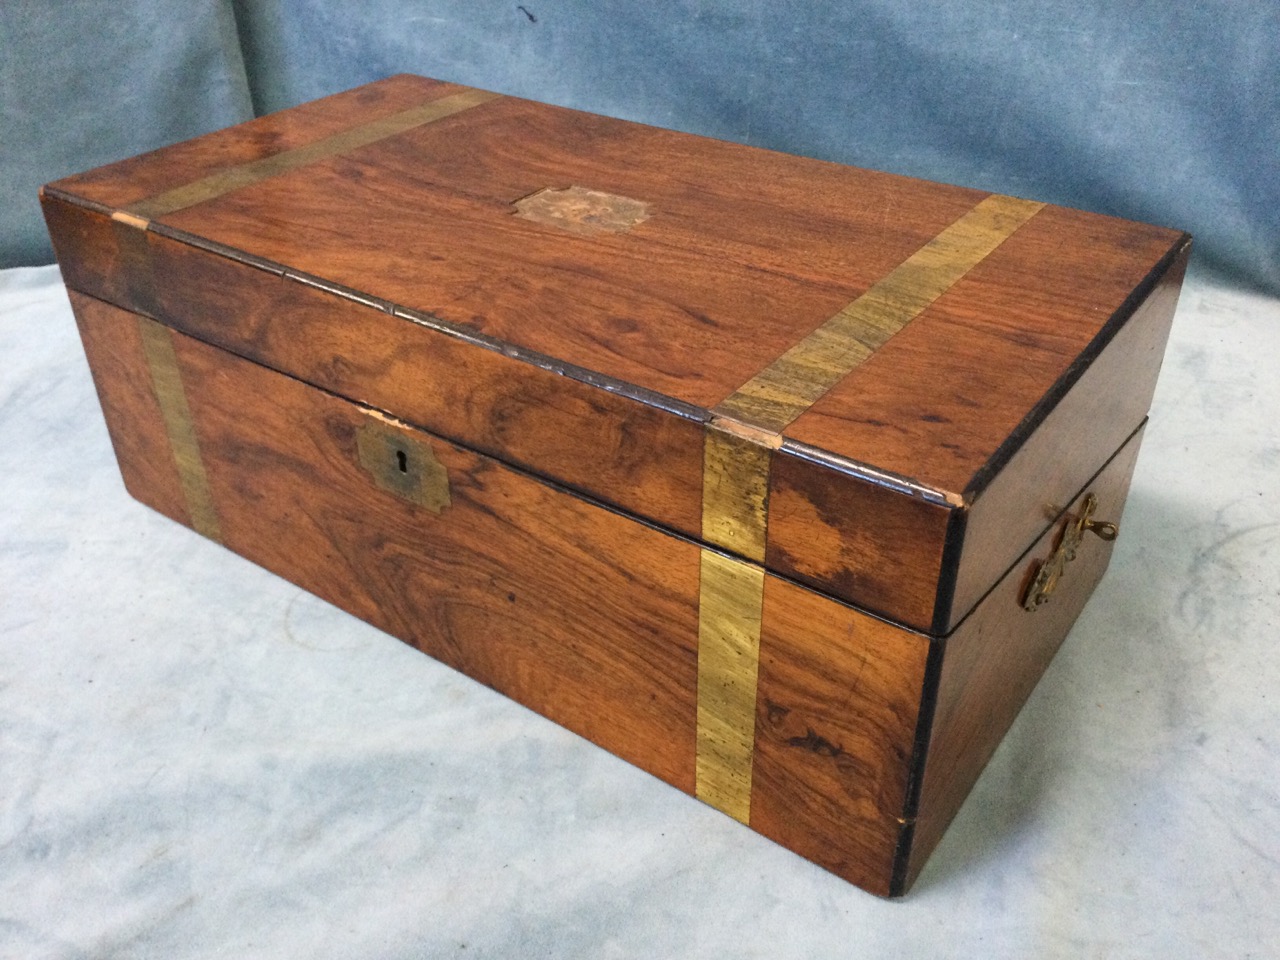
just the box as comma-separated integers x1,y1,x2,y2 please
1022,493,1117,612
356,414,451,514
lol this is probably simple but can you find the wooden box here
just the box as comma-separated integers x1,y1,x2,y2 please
41,75,1190,897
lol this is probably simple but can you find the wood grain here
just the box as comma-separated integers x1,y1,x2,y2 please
900,422,1149,892
81,293,704,790
48,75,464,210
126,88,502,221
765,458,954,630
715,195,1044,433
43,73,1189,633
72,289,1156,897
43,203,707,541
947,248,1188,629
785,204,1182,491
74,291,989,897
68,291,190,527
749,577,931,897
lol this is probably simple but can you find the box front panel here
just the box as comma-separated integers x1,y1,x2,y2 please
70,291,933,895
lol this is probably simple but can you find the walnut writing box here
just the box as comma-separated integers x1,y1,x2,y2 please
41,75,1190,896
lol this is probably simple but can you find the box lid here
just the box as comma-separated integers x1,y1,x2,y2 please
41,74,1190,634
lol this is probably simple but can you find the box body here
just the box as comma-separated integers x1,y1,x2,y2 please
42,75,1189,895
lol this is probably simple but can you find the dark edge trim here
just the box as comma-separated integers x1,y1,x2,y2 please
890,634,947,897
963,233,1192,499
42,185,115,217
778,437,956,506
929,503,970,636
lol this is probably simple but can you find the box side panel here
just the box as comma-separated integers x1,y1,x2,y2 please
901,423,1147,891
68,291,190,527
751,577,928,897
946,242,1189,630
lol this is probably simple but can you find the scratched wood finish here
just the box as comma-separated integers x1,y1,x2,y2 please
900,424,1148,891
42,75,1189,630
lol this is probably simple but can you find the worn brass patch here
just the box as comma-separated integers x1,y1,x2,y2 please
715,194,1045,434
356,412,451,514
123,88,502,221
695,549,766,824
136,317,223,542
513,185,651,236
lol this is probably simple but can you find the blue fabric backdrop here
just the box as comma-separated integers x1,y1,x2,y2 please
4,0,1277,293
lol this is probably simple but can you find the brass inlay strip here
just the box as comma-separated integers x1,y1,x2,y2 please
715,194,1046,434
693,194,1043,824
695,550,766,825
123,88,502,222
137,317,223,542
701,421,776,564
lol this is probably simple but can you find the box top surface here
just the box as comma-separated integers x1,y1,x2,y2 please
44,74,1190,632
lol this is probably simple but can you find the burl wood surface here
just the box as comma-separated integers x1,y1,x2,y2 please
43,73,1188,631
901,423,1148,891
71,291,942,895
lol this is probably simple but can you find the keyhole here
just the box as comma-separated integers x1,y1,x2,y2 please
396,449,408,473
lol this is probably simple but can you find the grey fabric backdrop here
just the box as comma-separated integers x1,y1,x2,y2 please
2,0,1278,293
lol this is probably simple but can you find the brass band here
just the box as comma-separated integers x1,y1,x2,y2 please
695,550,767,825
694,194,1044,824
122,87,502,224
137,317,223,542
715,195,1045,433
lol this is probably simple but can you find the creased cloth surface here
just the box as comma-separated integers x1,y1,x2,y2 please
1,264,1278,957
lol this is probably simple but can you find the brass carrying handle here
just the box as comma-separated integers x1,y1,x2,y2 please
1022,493,1117,612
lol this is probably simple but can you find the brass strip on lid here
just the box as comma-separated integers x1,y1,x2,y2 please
136,317,223,542
124,87,503,222
715,194,1046,434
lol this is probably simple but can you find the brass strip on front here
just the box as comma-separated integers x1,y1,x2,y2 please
695,550,767,824
124,88,503,221
715,194,1046,434
136,317,223,542
693,194,1044,824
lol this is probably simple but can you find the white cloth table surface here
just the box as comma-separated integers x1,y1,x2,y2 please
1,264,1277,958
